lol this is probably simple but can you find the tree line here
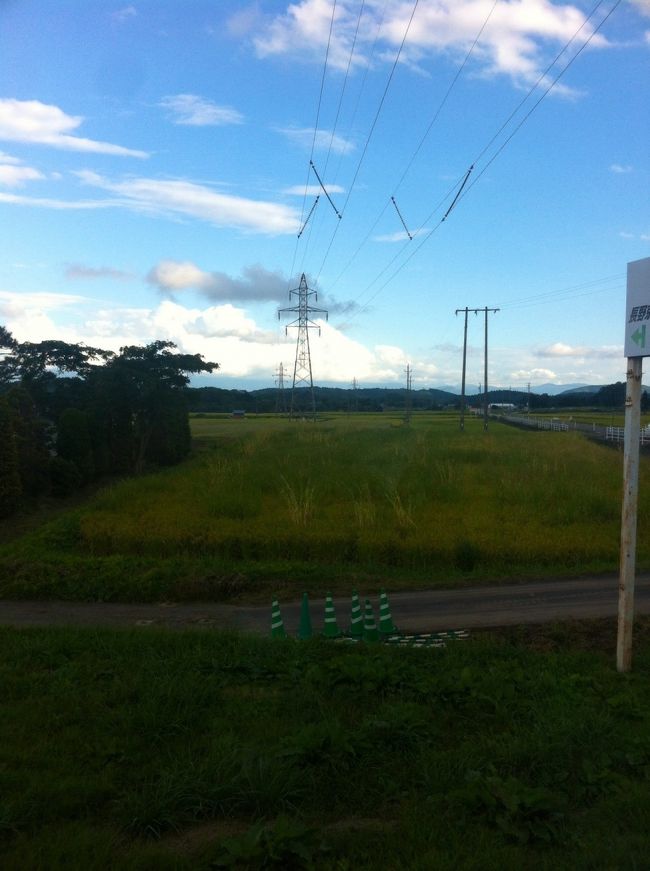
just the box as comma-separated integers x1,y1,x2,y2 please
0,326,217,518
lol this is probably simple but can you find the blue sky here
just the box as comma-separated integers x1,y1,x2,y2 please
0,0,648,390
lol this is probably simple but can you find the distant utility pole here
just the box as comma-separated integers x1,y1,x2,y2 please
456,307,499,431
404,364,413,424
274,362,287,414
455,307,470,430
278,273,328,420
482,307,499,431
527,381,531,416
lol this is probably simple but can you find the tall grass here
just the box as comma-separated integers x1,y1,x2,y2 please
1,414,647,600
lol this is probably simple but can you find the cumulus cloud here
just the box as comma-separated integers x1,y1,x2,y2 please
0,99,148,158
75,170,300,234
65,264,134,281
254,0,608,89
610,163,633,173
160,94,244,126
147,260,288,302
535,342,622,358
509,367,558,381
0,290,87,343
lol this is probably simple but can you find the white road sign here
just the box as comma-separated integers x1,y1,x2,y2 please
625,257,650,358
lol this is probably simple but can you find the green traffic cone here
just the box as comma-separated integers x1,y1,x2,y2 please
298,592,313,640
349,590,363,638
378,589,398,635
270,599,287,639
362,599,379,643
322,593,341,638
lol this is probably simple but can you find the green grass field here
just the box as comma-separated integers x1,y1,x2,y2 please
1,413,647,603
2,622,650,869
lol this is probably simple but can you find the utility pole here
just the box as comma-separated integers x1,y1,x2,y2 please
527,381,531,417
456,307,499,430
351,377,359,413
404,364,413,424
274,362,287,414
278,273,328,420
455,307,469,430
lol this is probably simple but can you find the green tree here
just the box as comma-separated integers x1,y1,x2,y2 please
99,341,218,473
0,396,22,517
57,407,95,484
6,386,50,499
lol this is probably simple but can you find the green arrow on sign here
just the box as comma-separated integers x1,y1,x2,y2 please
631,325,646,348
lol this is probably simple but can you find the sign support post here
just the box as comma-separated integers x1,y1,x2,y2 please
618,355,642,672
618,257,650,672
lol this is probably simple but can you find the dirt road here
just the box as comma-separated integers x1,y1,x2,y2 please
2,574,649,634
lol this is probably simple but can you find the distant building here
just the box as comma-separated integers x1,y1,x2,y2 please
489,403,516,410
231,409,246,418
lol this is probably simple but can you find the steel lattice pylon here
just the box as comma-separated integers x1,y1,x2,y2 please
278,273,328,419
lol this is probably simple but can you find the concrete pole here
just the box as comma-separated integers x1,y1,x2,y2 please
483,307,489,432
617,355,643,672
459,308,468,431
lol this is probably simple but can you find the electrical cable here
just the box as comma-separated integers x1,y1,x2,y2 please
323,0,499,293
312,0,421,285
343,0,622,323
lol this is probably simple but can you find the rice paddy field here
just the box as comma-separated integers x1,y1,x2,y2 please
1,412,648,603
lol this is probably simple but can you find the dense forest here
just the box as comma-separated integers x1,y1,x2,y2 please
0,326,217,517
185,382,639,414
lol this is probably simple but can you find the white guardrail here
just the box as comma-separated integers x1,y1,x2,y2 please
499,415,650,445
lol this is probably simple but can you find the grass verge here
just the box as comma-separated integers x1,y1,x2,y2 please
1,621,650,868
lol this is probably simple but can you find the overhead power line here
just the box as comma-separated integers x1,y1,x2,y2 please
341,0,622,323
324,0,499,294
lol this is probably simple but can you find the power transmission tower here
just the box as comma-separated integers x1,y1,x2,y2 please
274,362,287,414
455,307,499,431
351,376,359,413
278,273,328,420
404,364,413,424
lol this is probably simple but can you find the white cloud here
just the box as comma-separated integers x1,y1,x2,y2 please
0,151,21,165
0,191,118,210
0,99,148,158
534,342,621,359
75,170,300,234
283,183,345,195
610,163,633,173
374,228,429,243
111,6,137,25
0,290,87,343
629,0,650,17
160,94,244,126
0,164,44,187
509,367,558,381
255,0,608,89
276,126,355,155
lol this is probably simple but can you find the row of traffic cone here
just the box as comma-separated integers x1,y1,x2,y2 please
271,590,397,641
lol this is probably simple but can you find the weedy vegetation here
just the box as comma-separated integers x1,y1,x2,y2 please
1,622,650,868
1,413,648,602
